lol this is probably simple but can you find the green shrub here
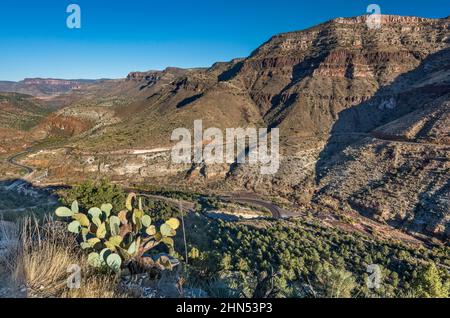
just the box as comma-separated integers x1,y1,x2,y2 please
60,179,126,211
412,263,449,298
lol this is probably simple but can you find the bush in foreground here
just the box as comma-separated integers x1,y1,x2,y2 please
55,193,181,274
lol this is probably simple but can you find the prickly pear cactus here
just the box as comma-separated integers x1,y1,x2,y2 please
55,192,180,273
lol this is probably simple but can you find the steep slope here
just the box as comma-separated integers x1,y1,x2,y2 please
0,93,52,130
67,63,264,150
227,16,449,201
227,16,449,142
312,47,450,241
0,93,53,162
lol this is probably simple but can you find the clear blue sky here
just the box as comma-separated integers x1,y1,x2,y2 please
0,0,448,81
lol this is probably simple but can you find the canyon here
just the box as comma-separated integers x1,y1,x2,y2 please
0,14,449,244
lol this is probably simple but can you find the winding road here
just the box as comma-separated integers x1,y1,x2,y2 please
130,190,286,219
5,146,75,179
5,146,287,219
218,194,285,219
6,148,34,176
5,131,444,219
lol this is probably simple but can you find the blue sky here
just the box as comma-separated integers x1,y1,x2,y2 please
0,0,448,81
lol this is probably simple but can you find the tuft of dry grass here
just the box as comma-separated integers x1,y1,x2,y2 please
0,216,124,298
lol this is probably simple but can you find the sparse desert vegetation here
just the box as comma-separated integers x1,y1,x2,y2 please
1,181,448,298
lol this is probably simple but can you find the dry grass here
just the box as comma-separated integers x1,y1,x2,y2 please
0,216,124,298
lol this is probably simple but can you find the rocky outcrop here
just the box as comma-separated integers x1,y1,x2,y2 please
127,71,162,82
